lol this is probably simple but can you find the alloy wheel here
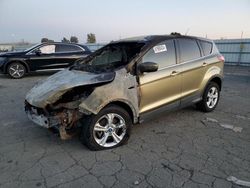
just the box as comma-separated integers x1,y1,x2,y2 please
206,86,218,108
93,113,126,147
8,63,25,78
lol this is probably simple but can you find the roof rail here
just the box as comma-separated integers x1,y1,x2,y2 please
170,32,181,36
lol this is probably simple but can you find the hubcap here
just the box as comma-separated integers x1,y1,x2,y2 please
206,87,218,108
93,113,126,147
9,64,25,78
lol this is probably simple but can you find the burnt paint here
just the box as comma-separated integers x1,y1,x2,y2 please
25,69,115,107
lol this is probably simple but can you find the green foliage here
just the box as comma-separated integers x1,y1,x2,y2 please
70,36,79,43
61,37,70,43
41,38,54,43
87,33,96,43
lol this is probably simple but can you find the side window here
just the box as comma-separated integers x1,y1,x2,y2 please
142,40,176,69
39,45,55,54
55,44,83,53
178,39,201,62
200,40,213,56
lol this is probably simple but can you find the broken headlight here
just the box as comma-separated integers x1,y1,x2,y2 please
54,86,94,104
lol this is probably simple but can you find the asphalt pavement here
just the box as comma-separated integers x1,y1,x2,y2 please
0,65,249,188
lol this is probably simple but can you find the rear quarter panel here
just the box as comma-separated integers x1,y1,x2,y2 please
198,56,224,94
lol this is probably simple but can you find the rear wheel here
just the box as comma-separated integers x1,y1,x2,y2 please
197,82,220,112
80,105,132,150
7,62,26,79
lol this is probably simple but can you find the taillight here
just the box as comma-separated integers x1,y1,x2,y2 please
217,55,225,62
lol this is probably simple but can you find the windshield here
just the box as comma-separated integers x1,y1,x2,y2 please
71,42,145,73
24,44,40,52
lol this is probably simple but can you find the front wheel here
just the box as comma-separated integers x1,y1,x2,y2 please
80,105,132,150
7,62,26,79
197,82,220,112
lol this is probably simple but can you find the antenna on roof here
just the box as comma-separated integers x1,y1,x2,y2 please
185,28,190,35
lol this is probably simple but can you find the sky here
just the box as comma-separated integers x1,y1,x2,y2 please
0,0,250,43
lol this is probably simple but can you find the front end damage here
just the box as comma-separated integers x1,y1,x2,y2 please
25,100,84,139
25,68,139,140
25,69,115,139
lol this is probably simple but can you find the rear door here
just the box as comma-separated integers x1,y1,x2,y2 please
52,44,86,69
139,39,182,114
176,38,205,104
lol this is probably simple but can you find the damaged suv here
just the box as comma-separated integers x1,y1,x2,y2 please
25,34,224,150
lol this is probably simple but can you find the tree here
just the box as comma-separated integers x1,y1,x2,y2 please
61,37,70,43
70,36,79,43
41,38,49,43
41,38,54,43
87,33,96,43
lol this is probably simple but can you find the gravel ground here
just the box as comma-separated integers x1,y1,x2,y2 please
0,65,249,188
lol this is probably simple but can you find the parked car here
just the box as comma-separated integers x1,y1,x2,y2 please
25,33,224,150
85,43,106,52
0,42,91,78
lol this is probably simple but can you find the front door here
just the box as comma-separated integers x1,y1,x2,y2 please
139,39,182,114
26,44,57,71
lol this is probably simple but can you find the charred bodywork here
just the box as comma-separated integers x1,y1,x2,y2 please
25,41,143,139
25,34,224,149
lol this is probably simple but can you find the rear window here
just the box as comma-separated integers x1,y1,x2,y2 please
200,40,213,56
56,44,83,53
177,38,201,62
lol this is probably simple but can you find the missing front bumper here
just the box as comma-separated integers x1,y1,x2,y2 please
26,110,60,128
25,101,60,128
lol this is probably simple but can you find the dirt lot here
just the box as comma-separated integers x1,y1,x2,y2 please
0,65,249,188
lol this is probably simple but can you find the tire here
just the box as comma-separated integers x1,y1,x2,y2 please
197,82,220,112
80,105,132,150
7,62,26,79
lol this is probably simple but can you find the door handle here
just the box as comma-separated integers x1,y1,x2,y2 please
170,71,179,76
202,62,208,67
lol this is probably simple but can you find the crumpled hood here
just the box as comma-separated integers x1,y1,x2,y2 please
26,69,115,108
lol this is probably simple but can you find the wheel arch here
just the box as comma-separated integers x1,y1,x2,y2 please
94,100,139,124
209,76,222,91
200,74,222,99
197,75,222,112
206,75,223,91
200,64,223,96
4,60,30,73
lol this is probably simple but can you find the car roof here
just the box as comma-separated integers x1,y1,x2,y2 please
40,42,83,46
117,34,213,43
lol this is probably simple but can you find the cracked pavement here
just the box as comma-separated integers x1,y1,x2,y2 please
0,65,250,188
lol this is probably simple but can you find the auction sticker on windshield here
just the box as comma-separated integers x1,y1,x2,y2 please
153,44,167,53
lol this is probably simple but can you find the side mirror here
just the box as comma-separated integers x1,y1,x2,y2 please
138,62,158,73
35,49,41,55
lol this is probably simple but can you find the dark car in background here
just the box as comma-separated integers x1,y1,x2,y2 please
0,42,91,78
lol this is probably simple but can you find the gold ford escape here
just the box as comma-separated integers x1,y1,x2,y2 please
25,33,224,150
